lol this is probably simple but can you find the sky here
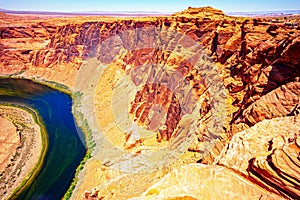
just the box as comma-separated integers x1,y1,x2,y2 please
0,0,299,13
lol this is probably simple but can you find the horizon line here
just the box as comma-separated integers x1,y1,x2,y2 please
1,7,300,16
1,6,300,12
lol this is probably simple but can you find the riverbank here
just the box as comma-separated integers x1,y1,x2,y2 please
0,105,46,200
0,76,72,96
0,76,92,199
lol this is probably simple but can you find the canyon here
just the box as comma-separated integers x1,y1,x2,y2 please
0,6,299,200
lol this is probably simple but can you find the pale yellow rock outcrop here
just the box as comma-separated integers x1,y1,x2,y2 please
131,164,282,200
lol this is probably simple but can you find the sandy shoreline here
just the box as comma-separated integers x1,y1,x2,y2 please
0,105,45,200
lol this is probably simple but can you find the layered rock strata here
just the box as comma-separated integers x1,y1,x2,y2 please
217,116,300,199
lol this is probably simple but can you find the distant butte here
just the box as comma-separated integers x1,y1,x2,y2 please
174,6,225,17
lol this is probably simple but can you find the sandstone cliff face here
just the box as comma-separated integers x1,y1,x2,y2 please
16,7,300,126
0,14,56,74
236,81,300,126
0,7,299,200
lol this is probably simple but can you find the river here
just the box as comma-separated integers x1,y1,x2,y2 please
0,78,86,200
